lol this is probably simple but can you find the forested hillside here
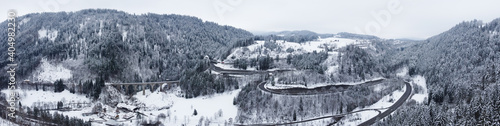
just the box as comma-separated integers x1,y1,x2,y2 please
0,9,252,88
255,30,333,43
378,19,500,125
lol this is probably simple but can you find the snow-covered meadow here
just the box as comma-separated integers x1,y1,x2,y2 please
32,58,73,83
265,77,385,90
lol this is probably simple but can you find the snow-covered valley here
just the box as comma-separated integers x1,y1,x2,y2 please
1,86,242,126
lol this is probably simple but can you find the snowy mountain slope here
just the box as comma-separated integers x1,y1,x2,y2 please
0,9,253,86
225,37,367,61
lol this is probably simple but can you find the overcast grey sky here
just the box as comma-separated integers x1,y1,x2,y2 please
3,0,500,39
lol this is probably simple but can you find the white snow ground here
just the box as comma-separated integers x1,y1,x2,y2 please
32,58,72,83
5,86,242,126
0,117,18,126
38,28,58,42
396,67,428,103
74,87,240,126
225,37,366,62
163,88,240,126
222,37,373,76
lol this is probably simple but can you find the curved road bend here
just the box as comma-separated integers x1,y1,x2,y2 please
357,81,411,126
253,80,411,126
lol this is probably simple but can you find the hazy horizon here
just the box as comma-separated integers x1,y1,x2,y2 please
4,0,500,40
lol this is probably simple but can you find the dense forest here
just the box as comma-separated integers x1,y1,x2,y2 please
377,19,500,125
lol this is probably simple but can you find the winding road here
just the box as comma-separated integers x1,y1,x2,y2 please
211,63,412,126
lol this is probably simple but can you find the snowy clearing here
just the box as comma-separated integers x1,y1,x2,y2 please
32,58,73,83
19,18,30,26
163,88,240,126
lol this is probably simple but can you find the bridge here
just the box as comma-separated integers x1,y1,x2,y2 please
105,81,180,95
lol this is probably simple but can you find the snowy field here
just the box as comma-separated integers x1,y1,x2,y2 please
38,28,58,42
333,68,428,125
1,84,241,126
225,37,368,62
163,88,240,126
0,117,18,126
214,63,257,71
396,67,428,103
396,67,408,77
1,89,90,108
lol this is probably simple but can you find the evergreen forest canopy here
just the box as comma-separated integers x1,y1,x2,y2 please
0,9,253,87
